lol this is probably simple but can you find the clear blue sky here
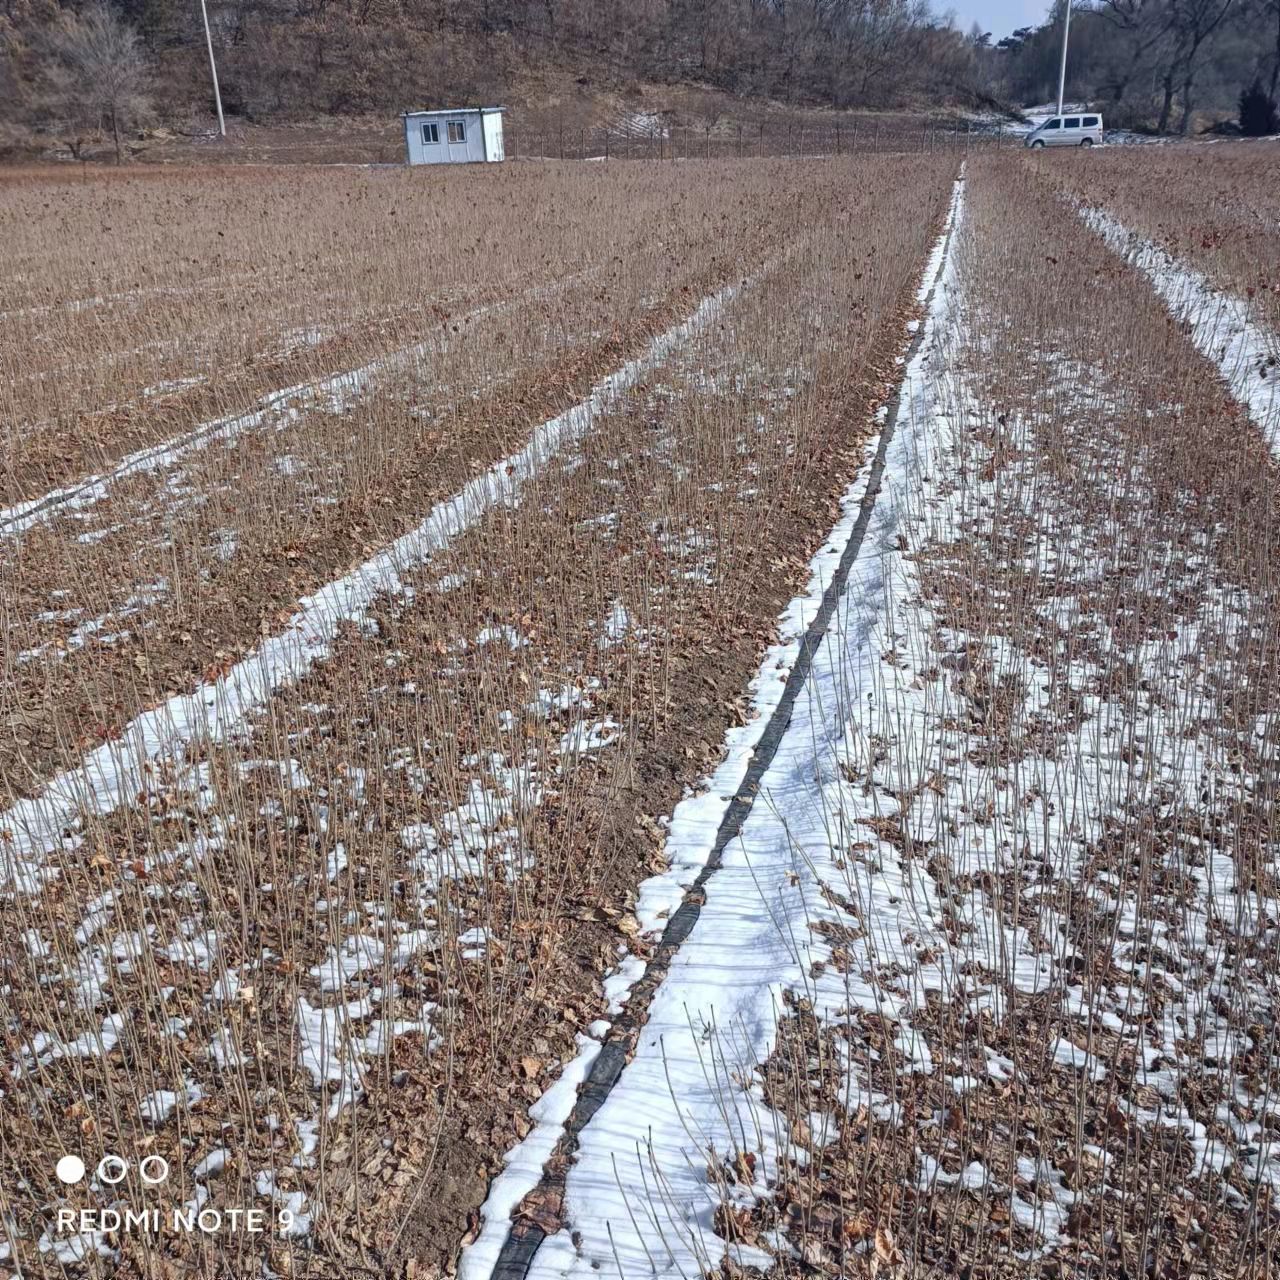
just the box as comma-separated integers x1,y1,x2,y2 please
942,0,1051,39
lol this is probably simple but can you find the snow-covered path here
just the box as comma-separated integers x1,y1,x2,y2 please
1078,205,1280,455
460,177,966,1280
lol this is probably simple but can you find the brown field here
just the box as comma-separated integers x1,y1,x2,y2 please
727,149,1280,1279
0,154,955,1277
1039,141,1280,342
1,143,1278,1280
0,163,742,496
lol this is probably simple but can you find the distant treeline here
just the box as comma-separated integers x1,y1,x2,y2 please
988,0,1280,135
1,0,1277,157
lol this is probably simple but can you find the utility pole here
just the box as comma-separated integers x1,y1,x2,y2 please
1055,0,1071,116
199,0,226,138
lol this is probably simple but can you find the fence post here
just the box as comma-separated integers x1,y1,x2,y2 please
874,121,880,150
604,128,609,160
836,123,841,155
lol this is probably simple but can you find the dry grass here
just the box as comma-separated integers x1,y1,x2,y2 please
0,154,957,1277
0,160,808,795
0,162,747,498
1039,141,1280,343
714,153,1280,1278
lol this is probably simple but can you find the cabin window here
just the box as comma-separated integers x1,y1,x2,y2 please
1044,118,1061,129
1082,115,1099,127
447,120,466,144
421,122,439,144
1064,117,1081,129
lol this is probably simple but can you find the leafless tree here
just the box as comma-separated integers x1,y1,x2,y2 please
1161,0,1238,132
40,3,152,162
1096,0,1175,104
1260,0,1280,97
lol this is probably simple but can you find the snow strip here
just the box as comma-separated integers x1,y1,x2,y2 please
0,273,750,896
458,174,964,1280
1079,205,1280,454
474,1036,603,1239
2,349,412,540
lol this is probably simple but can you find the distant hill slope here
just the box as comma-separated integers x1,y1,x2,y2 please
1,0,1007,161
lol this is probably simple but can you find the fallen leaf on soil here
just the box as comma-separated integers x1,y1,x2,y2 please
875,1225,903,1265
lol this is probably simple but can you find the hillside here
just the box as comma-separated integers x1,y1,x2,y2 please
0,0,1001,162
2,0,1276,163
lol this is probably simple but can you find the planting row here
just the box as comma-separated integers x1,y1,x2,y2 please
0,165,754,499
1,162,825,801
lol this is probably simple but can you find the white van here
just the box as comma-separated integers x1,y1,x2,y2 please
1025,113,1104,148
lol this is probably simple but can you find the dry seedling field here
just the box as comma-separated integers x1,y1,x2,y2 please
1,144,1278,1280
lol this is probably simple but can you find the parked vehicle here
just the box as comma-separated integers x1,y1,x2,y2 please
1025,113,1104,148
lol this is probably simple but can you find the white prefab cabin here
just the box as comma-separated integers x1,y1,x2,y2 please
403,108,506,165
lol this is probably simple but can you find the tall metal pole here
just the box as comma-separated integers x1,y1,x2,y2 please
1055,0,1071,117
199,0,226,138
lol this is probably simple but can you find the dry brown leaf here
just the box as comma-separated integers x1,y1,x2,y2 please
875,1225,903,1265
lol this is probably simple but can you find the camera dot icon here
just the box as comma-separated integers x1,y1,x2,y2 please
97,1155,129,1185
54,1152,170,1186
